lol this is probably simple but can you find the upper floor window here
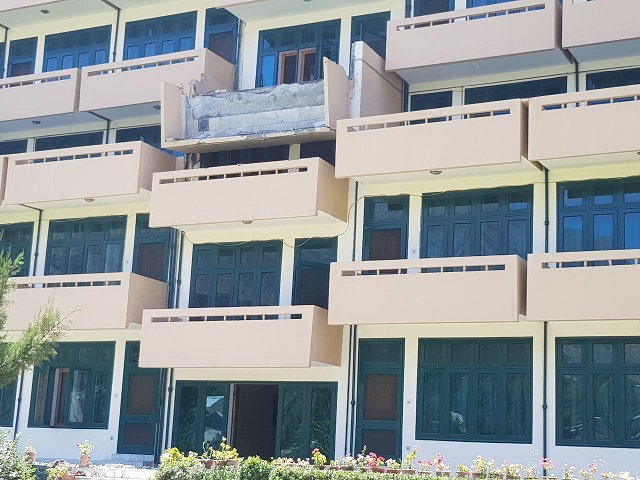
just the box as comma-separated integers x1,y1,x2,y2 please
467,0,517,7
293,238,337,310
558,179,640,253
422,187,532,258
410,91,453,114
29,342,115,429
363,196,410,261
414,0,454,15
43,26,111,72
200,145,290,168
0,139,28,155
0,42,5,78
465,77,567,104
133,214,172,283
45,216,126,275
557,337,640,448
205,8,239,65
587,67,640,91
417,338,532,443
0,381,17,428
124,12,196,61
7,37,37,77
0,222,34,277
35,132,103,152
300,141,336,166
351,12,390,59
257,20,340,87
190,242,282,308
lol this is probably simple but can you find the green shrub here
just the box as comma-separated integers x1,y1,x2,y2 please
0,431,36,480
240,456,273,480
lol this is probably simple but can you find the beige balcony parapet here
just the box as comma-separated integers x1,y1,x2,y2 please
139,306,342,368
328,255,526,325
563,0,640,62
4,273,167,331
79,49,235,112
529,85,640,167
386,0,567,83
149,157,348,230
4,141,176,207
0,69,80,123
336,99,535,181
528,250,640,321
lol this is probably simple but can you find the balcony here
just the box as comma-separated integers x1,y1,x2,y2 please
4,273,168,331
212,0,379,21
328,256,526,325
3,142,176,208
0,69,81,126
563,0,640,62
335,99,536,182
139,306,342,368
386,0,568,83
149,157,348,231
79,49,235,117
527,250,640,321
162,58,350,153
528,85,640,168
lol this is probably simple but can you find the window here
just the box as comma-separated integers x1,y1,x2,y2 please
123,12,196,60
417,338,532,443
557,337,640,447
0,381,17,427
467,0,517,7
45,216,126,275
414,0,454,15
0,139,28,155
351,12,390,59
257,20,340,87
43,26,111,72
29,342,115,429
35,132,104,152
116,126,161,148
410,91,453,112
465,77,567,104
205,8,239,65
0,222,34,276
558,178,640,253
200,145,289,168
293,238,337,309
300,141,336,166
190,242,282,308
0,42,5,78
422,187,532,258
133,214,172,282
587,67,640,91
363,196,409,261
7,37,37,77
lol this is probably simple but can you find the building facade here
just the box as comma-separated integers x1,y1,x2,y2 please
0,0,639,472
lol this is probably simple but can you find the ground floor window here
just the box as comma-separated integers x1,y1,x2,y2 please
28,342,115,429
417,338,532,443
0,381,17,427
172,382,336,459
557,337,640,447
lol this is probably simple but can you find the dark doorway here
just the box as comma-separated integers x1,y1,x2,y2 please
232,384,279,458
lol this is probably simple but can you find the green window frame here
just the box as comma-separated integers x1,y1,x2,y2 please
123,12,196,60
0,380,18,427
28,342,115,429
351,12,390,59
0,222,34,277
363,196,410,261
190,241,282,308
417,338,533,443
45,216,126,275
133,214,172,282
557,337,640,448
292,237,337,309
43,25,111,72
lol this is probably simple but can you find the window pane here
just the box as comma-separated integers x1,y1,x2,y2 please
68,245,84,274
175,386,199,454
480,221,499,256
259,272,277,306
593,214,614,251
562,374,583,440
237,272,254,306
506,373,527,436
86,245,102,273
208,31,234,63
204,385,227,449
564,188,583,207
453,223,472,257
310,388,332,456
450,373,469,434
279,387,304,458
69,370,88,423
215,273,232,307
454,198,472,215
592,373,615,441
33,371,48,423
481,195,499,212
593,343,614,364
105,243,122,272
563,216,583,252
478,343,499,364
297,266,329,309
425,225,446,258
239,247,256,266
364,374,397,421
368,229,402,260
593,187,614,205
92,371,109,424
625,213,640,249
217,248,234,267
372,202,406,220
423,373,441,434
562,344,583,364
259,54,276,87
193,274,210,307
625,344,640,364
478,374,497,435
136,242,166,281
262,246,279,265
49,247,66,275
625,374,640,441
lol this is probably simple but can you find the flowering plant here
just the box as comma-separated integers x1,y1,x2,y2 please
474,456,495,475
386,458,401,470
457,463,471,473
434,453,450,472
339,455,357,468
541,458,556,474
601,473,619,480
311,448,327,466
419,460,434,473
563,465,576,479
47,461,72,480
402,446,418,469
504,462,523,477
219,437,239,460
362,452,384,468
76,440,94,456
579,463,597,480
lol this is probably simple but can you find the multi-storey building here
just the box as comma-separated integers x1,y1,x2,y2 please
0,0,639,471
